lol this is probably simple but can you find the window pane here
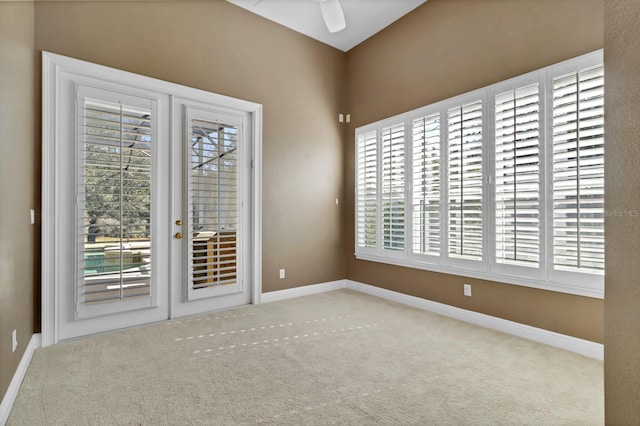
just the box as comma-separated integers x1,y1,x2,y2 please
448,101,483,260
80,99,152,305
495,83,540,267
552,65,605,274
382,123,405,251
356,130,378,249
412,114,441,256
190,118,239,289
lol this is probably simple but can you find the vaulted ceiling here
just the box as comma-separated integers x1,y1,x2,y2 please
226,0,428,52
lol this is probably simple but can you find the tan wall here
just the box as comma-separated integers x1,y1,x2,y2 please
3,0,624,410
0,1,36,401
604,0,640,421
345,0,605,342
34,1,347,293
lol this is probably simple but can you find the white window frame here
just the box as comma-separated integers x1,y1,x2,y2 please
354,50,604,299
544,53,605,294
441,90,487,273
379,115,410,260
355,122,380,257
488,70,546,282
409,104,443,266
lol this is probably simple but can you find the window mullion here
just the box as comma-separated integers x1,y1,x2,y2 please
440,105,448,263
540,70,551,282
404,116,412,259
484,89,495,274
376,125,383,255
119,104,125,300
575,75,582,269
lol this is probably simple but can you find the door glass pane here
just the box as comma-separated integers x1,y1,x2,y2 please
80,99,152,305
189,118,238,292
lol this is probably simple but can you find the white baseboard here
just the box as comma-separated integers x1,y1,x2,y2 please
0,333,41,426
259,278,603,360
345,280,603,360
260,279,347,303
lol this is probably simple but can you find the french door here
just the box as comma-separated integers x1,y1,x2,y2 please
42,53,261,345
170,99,253,318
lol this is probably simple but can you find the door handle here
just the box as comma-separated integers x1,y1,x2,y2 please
175,232,183,239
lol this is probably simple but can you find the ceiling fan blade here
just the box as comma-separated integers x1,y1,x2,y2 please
319,0,346,33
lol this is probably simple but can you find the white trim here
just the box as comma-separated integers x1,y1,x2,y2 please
41,55,57,347
42,51,263,345
256,278,602,360
354,252,602,299
0,334,42,426
260,280,347,304
345,280,603,360
251,106,263,306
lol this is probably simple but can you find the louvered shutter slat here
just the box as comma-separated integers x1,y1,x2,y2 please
189,118,239,290
412,113,441,256
448,101,483,261
494,83,540,267
382,123,405,251
80,99,152,305
552,65,605,273
356,130,378,249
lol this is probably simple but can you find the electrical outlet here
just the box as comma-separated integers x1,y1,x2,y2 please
463,284,472,297
12,329,17,352
279,269,285,279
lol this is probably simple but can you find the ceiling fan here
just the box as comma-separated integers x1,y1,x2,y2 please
314,0,346,33
251,0,346,33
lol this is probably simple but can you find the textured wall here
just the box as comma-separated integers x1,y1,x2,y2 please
34,1,347,294
604,0,640,421
345,0,605,342
2,0,621,410
0,1,36,402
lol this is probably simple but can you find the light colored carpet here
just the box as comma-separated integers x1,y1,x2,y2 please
8,289,603,425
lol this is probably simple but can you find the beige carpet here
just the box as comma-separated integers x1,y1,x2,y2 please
8,289,603,425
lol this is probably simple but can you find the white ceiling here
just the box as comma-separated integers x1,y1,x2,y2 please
226,0,428,52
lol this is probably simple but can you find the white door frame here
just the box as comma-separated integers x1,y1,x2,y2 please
41,52,263,347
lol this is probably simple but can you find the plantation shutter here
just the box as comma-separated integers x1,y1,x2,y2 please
552,64,605,273
79,96,152,309
188,114,239,299
447,101,483,260
381,123,406,251
412,113,441,256
356,130,378,250
494,83,540,267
